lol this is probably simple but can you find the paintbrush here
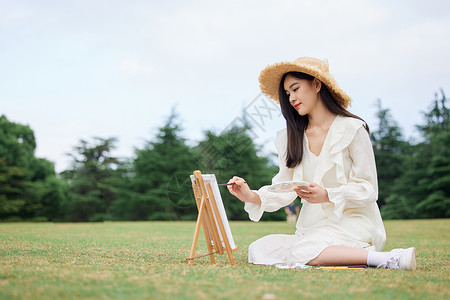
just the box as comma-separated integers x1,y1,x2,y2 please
217,181,246,186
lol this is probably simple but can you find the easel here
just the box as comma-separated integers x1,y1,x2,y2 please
186,170,238,265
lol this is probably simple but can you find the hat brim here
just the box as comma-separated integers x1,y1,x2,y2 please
258,61,351,108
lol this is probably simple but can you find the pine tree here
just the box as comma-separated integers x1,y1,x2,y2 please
61,137,124,222
130,111,199,221
414,90,450,217
382,90,450,219
370,99,410,208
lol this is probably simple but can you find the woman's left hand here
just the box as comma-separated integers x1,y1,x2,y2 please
293,183,330,204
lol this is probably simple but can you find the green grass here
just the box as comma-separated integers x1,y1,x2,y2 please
0,220,449,299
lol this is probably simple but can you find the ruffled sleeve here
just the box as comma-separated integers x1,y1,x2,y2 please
244,129,298,221
321,118,378,219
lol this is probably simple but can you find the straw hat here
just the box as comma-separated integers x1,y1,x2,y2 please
258,57,351,108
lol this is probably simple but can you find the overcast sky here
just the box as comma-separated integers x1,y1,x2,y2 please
1,0,450,172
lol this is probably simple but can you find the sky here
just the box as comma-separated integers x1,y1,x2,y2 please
1,0,450,173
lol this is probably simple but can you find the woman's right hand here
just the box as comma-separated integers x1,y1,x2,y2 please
227,176,261,205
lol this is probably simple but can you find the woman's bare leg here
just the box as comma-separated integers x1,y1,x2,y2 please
307,246,369,266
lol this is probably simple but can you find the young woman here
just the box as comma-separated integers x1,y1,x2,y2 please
227,57,416,270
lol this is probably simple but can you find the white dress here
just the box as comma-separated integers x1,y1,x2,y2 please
245,115,386,265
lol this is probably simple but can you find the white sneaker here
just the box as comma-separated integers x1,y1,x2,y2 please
378,247,417,270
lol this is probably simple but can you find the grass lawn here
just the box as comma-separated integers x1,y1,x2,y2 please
0,219,449,299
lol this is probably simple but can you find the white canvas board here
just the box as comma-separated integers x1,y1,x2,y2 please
190,174,237,249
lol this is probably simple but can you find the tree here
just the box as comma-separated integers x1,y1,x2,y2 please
0,158,30,219
414,90,450,217
61,137,125,222
370,99,410,208
129,111,199,221
382,90,450,219
0,115,66,221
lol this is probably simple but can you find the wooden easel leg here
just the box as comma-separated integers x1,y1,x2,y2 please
189,181,216,264
201,211,216,263
188,209,203,265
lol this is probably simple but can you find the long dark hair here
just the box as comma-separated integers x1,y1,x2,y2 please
278,72,369,168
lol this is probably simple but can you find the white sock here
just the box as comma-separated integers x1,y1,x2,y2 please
367,251,391,267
